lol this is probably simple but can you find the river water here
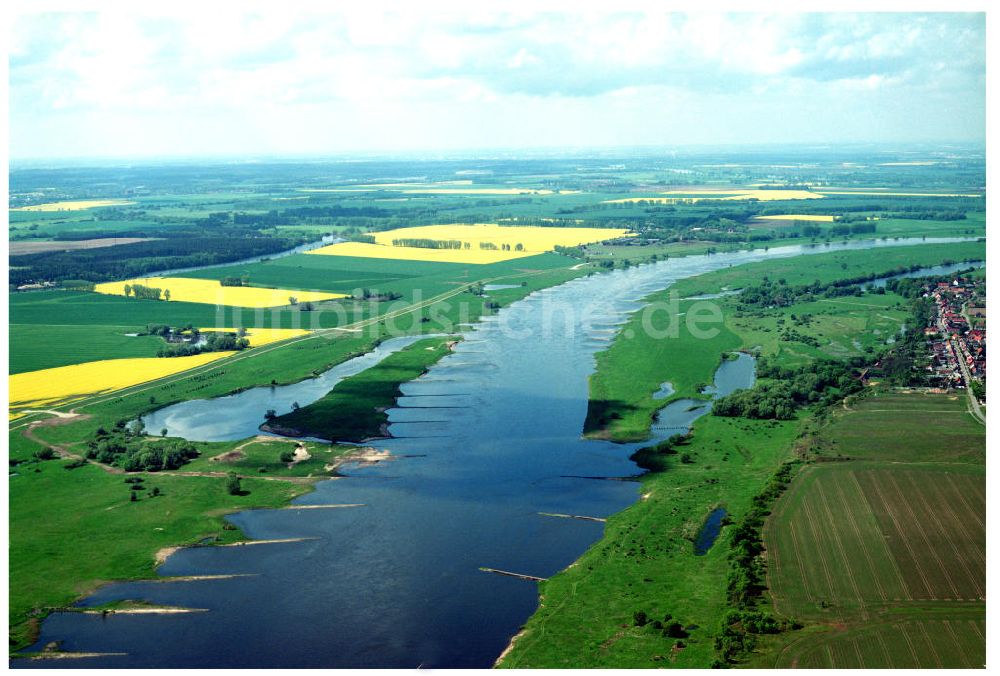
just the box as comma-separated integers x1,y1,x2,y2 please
862,259,984,288
141,334,437,442
16,237,974,668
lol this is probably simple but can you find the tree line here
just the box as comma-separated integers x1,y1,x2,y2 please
10,236,296,286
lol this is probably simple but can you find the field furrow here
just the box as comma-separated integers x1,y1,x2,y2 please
898,472,984,597
814,479,867,612
855,471,935,599
924,473,986,566
798,495,840,604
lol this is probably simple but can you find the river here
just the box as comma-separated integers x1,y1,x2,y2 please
15,236,975,668
862,259,984,288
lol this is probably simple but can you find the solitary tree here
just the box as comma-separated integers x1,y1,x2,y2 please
164,289,171,301
226,472,242,495
288,296,298,306
34,447,56,461
123,284,132,297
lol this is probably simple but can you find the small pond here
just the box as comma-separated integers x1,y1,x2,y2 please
694,507,728,555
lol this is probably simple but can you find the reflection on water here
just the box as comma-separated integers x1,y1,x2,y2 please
18,237,975,669
652,352,756,438
862,260,984,288
142,335,437,442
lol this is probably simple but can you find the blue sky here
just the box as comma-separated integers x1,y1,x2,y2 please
8,11,986,159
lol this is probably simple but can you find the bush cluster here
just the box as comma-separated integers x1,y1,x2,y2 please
85,422,199,472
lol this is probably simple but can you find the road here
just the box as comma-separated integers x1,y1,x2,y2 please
951,336,986,425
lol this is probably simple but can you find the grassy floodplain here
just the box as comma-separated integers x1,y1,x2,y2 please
266,336,456,441
586,240,985,441
499,241,985,668
7,452,313,652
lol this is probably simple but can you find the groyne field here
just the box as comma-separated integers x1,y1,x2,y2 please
8,155,986,661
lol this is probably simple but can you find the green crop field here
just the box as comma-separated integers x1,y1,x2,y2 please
9,324,166,373
816,391,986,463
182,254,423,293
8,290,373,341
756,392,985,668
767,464,984,613
782,618,986,668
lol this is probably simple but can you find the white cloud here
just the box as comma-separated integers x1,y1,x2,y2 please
8,10,985,158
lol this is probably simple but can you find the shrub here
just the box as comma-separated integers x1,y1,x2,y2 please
226,472,242,496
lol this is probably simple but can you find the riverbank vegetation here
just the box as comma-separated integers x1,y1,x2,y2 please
500,240,985,667
265,336,456,441
7,432,313,652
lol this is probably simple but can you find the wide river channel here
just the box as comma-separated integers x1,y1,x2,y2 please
18,237,975,668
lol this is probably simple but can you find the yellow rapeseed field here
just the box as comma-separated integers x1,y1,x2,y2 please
753,214,836,222
9,352,233,411
300,187,563,195
12,199,136,212
815,191,982,198
605,189,824,204
199,327,311,347
307,224,632,264
93,277,347,308
305,241,533,264
399,188,562,195
300,181,473,191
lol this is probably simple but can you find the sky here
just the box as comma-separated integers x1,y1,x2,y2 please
8,10,987,159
